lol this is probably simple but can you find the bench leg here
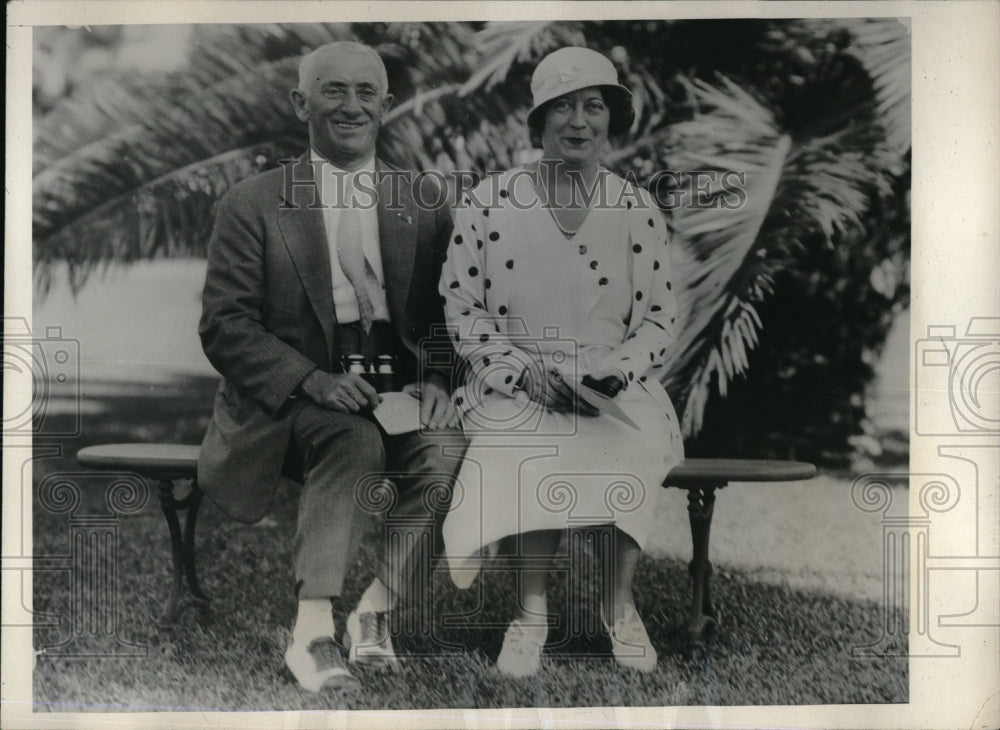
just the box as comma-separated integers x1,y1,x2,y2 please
182,482,210,602
158,479,210,628
685,484,720,655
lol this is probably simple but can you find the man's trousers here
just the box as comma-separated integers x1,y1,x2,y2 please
286,401,467,604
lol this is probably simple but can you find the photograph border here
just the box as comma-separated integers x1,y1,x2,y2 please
5,2,999,728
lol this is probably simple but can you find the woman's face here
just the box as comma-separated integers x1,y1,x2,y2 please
540,86,610,169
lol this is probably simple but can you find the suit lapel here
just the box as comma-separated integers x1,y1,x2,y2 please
276,155,337,361
376,160,418,329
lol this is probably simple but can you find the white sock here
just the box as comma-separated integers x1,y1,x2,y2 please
293,598,335,642
357,578,394,614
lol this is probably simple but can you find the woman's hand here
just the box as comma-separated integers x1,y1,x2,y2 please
521,360,599,416
581,373,626,399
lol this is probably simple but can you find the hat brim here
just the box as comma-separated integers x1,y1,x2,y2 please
526,82,633,133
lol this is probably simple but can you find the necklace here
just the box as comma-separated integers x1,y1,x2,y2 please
539,169,590,238
549,209,580,238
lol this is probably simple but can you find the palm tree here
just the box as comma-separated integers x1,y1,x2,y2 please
32,19,911,456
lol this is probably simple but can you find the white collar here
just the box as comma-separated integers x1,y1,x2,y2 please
309,148,375,178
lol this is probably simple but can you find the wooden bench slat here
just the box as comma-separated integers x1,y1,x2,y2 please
77,443,200,478
664,458,817,486
76,448,817,487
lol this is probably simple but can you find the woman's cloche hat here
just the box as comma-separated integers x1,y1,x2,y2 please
527,46,633,130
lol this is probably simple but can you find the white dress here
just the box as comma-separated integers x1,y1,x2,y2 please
439,168,684,589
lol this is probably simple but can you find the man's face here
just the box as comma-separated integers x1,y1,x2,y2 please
291,48,393,170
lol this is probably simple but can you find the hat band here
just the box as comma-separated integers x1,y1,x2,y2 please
533,73,626,104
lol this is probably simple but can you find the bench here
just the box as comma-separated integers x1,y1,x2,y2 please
662,458,817,652
77,444,816,648
77,444,206,627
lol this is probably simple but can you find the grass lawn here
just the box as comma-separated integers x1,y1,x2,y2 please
30,375,907,710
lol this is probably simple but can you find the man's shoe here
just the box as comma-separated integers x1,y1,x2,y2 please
285,636,360,692
496,619,547,678
602,604,657,672
345,609,399,668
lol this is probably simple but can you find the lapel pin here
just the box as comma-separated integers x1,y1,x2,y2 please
397,213,414,225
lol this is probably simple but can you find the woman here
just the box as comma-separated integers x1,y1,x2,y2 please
439,47,684,677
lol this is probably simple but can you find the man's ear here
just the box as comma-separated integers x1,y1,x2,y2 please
380,93,395,117
289,88,310,122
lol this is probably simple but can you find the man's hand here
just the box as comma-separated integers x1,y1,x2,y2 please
298,370,380,413
402,380,459,430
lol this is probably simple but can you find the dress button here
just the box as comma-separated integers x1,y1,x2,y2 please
578,244,587,255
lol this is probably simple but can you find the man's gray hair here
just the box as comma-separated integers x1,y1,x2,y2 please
297,41,389,94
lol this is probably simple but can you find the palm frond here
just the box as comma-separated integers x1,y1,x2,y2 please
834,18,911,155
33,24,350,170
631,77,791,436
34,57,307,275
34,144,276,296
33,70,168,175
458,21,583,96
672,123,899,436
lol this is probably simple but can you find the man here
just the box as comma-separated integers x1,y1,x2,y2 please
197,41,466,693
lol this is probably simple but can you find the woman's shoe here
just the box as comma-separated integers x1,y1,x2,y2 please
602,603,657,672
496,619,548,677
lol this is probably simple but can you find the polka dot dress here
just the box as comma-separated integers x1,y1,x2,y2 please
440,168,684,589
